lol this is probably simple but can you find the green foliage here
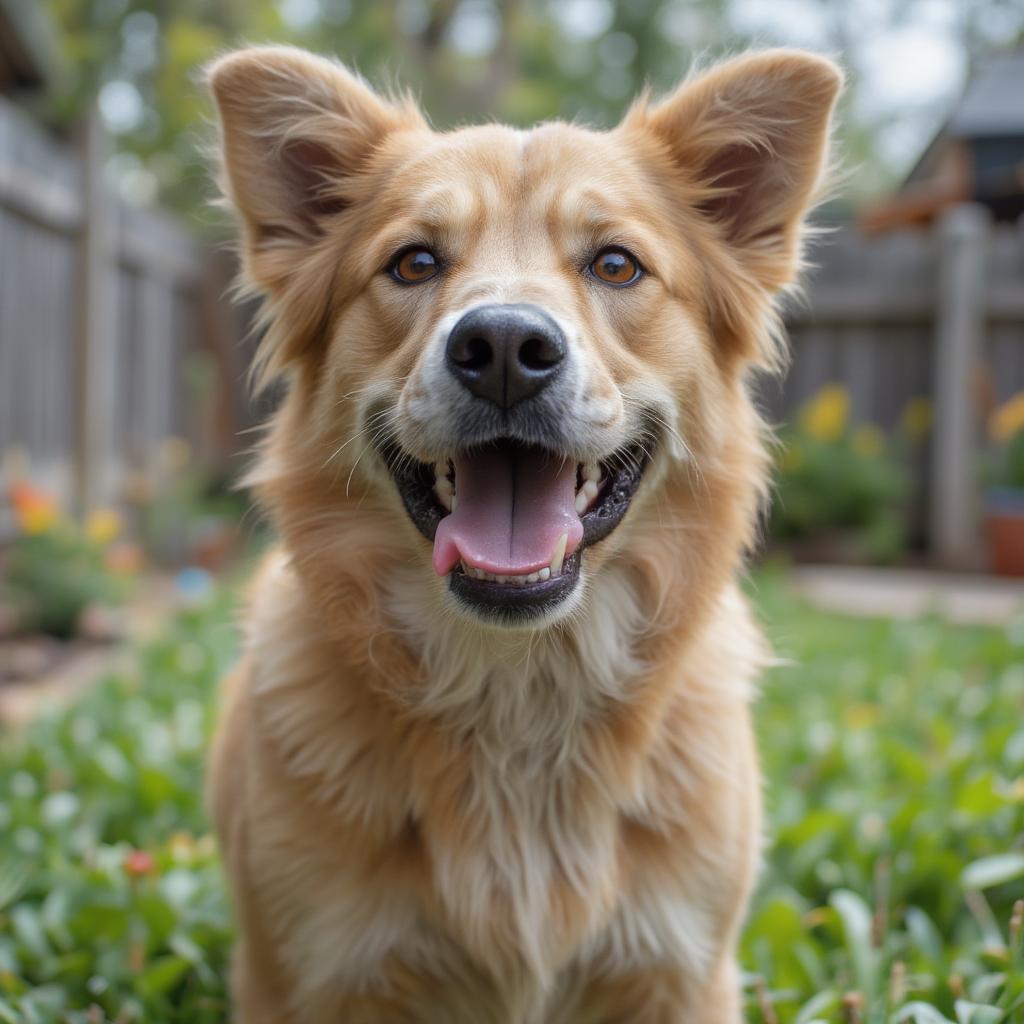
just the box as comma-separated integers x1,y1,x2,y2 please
39,0,978,223
34,0,1024,225
771,385,912,563
2,508,130,640
744,569,1024,1022
0,595,237,1022
1,577,1023,1020
1004,432,1024,491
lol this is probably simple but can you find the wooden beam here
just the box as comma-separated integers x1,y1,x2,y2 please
72,108,118,516
930,203,990,567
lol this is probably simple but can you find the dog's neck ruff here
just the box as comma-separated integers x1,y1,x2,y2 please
383,559,651,741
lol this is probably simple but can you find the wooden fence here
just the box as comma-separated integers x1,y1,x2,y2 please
766,205,1024,566
0,97,243,538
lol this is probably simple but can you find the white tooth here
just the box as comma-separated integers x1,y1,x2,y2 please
434,461,450,482
450,494,457,512
549,532,567,577
575,491,589,515
584,461,600,483
434,477,452,496
435,490,452,511
473,567,484,579
527,572,539,583
582,480,599,503
539,567,550,581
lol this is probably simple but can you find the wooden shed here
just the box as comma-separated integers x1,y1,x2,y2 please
862,50,1024,231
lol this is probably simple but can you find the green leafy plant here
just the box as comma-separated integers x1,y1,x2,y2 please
771,385,913,562
3,486,135,639
742,569,1024,1022
0,594,237,1023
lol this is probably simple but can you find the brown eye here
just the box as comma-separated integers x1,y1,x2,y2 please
589,248,641,287
391,248,439,284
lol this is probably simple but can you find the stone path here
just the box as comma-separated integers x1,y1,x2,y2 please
788,565,1024,627
0,576,182,727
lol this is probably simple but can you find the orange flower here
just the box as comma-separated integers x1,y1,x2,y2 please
8,482,59,534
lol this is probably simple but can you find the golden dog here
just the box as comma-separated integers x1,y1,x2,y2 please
207,44,840,1022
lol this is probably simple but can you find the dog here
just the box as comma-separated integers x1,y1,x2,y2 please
207,44,840,1022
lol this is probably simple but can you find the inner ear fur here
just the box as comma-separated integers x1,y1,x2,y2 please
208,46,425,382
624,49,843,368
209,45,424,271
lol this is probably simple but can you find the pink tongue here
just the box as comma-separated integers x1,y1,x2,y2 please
432,448,583,576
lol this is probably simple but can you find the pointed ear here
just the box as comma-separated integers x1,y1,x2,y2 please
208,46,424,277
631,50,842,294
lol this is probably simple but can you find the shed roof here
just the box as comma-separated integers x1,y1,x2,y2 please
948,49,1024,138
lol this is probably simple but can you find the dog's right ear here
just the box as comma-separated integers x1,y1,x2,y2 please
208,46,423,287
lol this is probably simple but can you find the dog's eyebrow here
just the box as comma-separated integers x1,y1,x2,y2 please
364,186,488,263
412,184,484,229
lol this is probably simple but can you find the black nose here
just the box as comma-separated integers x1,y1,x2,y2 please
445,304,567,409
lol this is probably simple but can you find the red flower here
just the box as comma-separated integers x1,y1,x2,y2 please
123,849,156,879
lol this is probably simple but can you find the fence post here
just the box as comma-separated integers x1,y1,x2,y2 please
930,203,990,568
73,106,117,517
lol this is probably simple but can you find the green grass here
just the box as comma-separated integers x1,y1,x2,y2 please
0,575,1022,1022
744,571,1024,1022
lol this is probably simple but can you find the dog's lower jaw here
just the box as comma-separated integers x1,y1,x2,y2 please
209,550,762,1023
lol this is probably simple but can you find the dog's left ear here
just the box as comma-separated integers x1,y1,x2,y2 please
630,49,842,296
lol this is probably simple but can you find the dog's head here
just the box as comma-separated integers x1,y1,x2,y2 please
211,46,840,629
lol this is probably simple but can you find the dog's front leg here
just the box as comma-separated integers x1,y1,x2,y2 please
575,957,744,1024
229,940,294,1024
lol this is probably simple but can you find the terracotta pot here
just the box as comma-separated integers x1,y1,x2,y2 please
986,487,1024,577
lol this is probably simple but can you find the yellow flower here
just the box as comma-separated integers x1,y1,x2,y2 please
169,831,198,864
85,508,121,545
21,505,58,534
9,482,59,534
852,424,885,459
901,397,932,442
800,384,850,443
989,392,1024,443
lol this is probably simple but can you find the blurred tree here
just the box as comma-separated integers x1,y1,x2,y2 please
40,0,1024,225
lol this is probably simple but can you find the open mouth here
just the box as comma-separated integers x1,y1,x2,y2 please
382,435,651,620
